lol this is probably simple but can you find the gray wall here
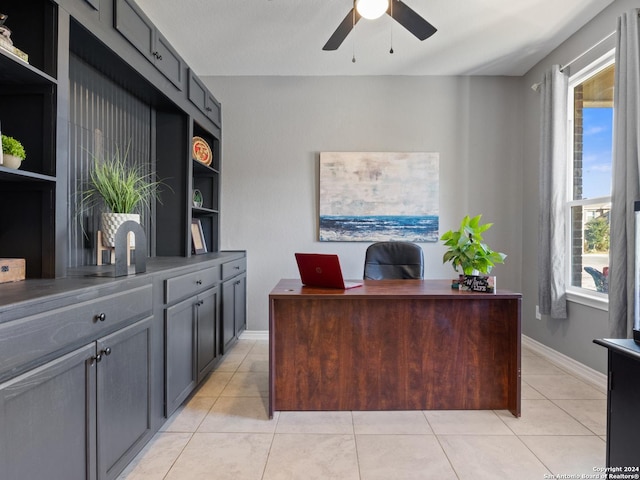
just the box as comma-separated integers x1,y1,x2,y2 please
520,0,638,374
205,75,523,333
206,0,637,374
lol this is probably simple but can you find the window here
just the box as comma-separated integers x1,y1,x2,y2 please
566,54,614,299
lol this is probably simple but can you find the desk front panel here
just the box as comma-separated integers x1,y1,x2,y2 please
269,285,521,417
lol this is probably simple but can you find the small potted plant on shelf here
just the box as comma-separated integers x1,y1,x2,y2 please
1,134,26,169
440,214,506,292
82,145,166,248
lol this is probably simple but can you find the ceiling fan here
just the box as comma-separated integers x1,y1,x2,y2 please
323,0,437,51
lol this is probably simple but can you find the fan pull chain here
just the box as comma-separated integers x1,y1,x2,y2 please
389,0,394,54
352,3,357,63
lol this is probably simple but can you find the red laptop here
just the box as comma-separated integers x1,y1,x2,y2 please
295,253,363,289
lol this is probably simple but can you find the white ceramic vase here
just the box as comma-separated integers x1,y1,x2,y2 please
2,154,22,169
100,212,140,248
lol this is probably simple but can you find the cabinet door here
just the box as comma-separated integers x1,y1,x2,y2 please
165,298,197,416
155,31,184,90
0,343,96,480
114,0,154,61
196,287,219,382
234,274,247,337
96,317,152,480
222,278,236,353
222,273,247,353
188,72,221,127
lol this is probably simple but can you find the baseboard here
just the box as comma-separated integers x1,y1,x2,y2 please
239,330,269,341
522,335,607,393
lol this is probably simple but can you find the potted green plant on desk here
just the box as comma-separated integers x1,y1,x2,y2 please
440,214,506,292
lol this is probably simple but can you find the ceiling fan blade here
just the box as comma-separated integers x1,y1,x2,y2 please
323,8,361,51
389,0,437,41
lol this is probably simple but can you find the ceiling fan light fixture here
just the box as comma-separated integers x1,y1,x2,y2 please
355,0,389,20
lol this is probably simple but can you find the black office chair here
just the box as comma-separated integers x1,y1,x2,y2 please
363,241,424,280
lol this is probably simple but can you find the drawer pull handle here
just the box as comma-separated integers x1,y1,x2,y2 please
102,347,112,356
196,300,204,306
91,354,102,364
196,280,202,285
234,266,240,270
96,313,106,322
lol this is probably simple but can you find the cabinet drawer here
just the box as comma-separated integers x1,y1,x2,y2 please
165,266,219,304
0,285,152,380
222,258,246,281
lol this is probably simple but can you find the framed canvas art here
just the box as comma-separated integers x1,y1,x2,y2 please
319,152,439,242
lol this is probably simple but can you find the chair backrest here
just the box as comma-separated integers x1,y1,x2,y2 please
363,241,424,280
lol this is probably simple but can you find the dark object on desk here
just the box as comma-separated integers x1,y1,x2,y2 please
295,253,362,289
363,241,424,280
593,339,640,469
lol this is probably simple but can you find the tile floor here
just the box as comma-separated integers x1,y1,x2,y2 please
118,339,607,480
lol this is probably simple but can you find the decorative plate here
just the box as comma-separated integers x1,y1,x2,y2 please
192,136,212,166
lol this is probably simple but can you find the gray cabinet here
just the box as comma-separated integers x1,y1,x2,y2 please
0,316,152,480
196,287,220,382
114,0,184,89
188,71,221,127
97,318,152,480
166,286,220,415
0,254,245,479
164,266,221,416
0,344,94,480
165,295,197,415
222,258,247,353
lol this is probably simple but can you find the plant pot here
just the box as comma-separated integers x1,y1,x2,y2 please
100,212,140,248
2,153,22,169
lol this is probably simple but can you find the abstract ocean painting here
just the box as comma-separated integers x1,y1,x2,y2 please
319,152,439,242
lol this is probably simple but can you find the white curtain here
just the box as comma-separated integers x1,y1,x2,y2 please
609,9,640,338
538,65,569,319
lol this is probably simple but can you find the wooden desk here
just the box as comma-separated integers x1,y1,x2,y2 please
269,279,521,418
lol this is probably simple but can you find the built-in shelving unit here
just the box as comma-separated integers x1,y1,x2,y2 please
191,121,220,253
0,0,224,277
0,0,58,278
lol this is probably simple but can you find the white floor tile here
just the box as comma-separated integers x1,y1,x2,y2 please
353,410,433,435
439,435,551,480
357,434,457,479
263,433,359,480
165,432,272,480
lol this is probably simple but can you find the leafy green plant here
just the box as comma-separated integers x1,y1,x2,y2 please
1,134,26,160
584,216,609,252
82,145,165,214
441,214,507,275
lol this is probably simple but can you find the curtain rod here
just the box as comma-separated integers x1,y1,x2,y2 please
559,31,616,72
532,31,617,91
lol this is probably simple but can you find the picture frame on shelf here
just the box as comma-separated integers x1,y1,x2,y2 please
191,218,207,254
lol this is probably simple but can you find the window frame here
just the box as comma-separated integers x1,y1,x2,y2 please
564,50,615,310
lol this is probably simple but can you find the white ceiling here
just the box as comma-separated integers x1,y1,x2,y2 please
135,0,614,77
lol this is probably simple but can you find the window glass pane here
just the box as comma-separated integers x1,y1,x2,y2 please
572,64,614,201
569,61,613,295
570,203,610,293
581,107,613,199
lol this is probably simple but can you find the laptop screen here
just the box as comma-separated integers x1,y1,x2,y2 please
295,253,362,289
